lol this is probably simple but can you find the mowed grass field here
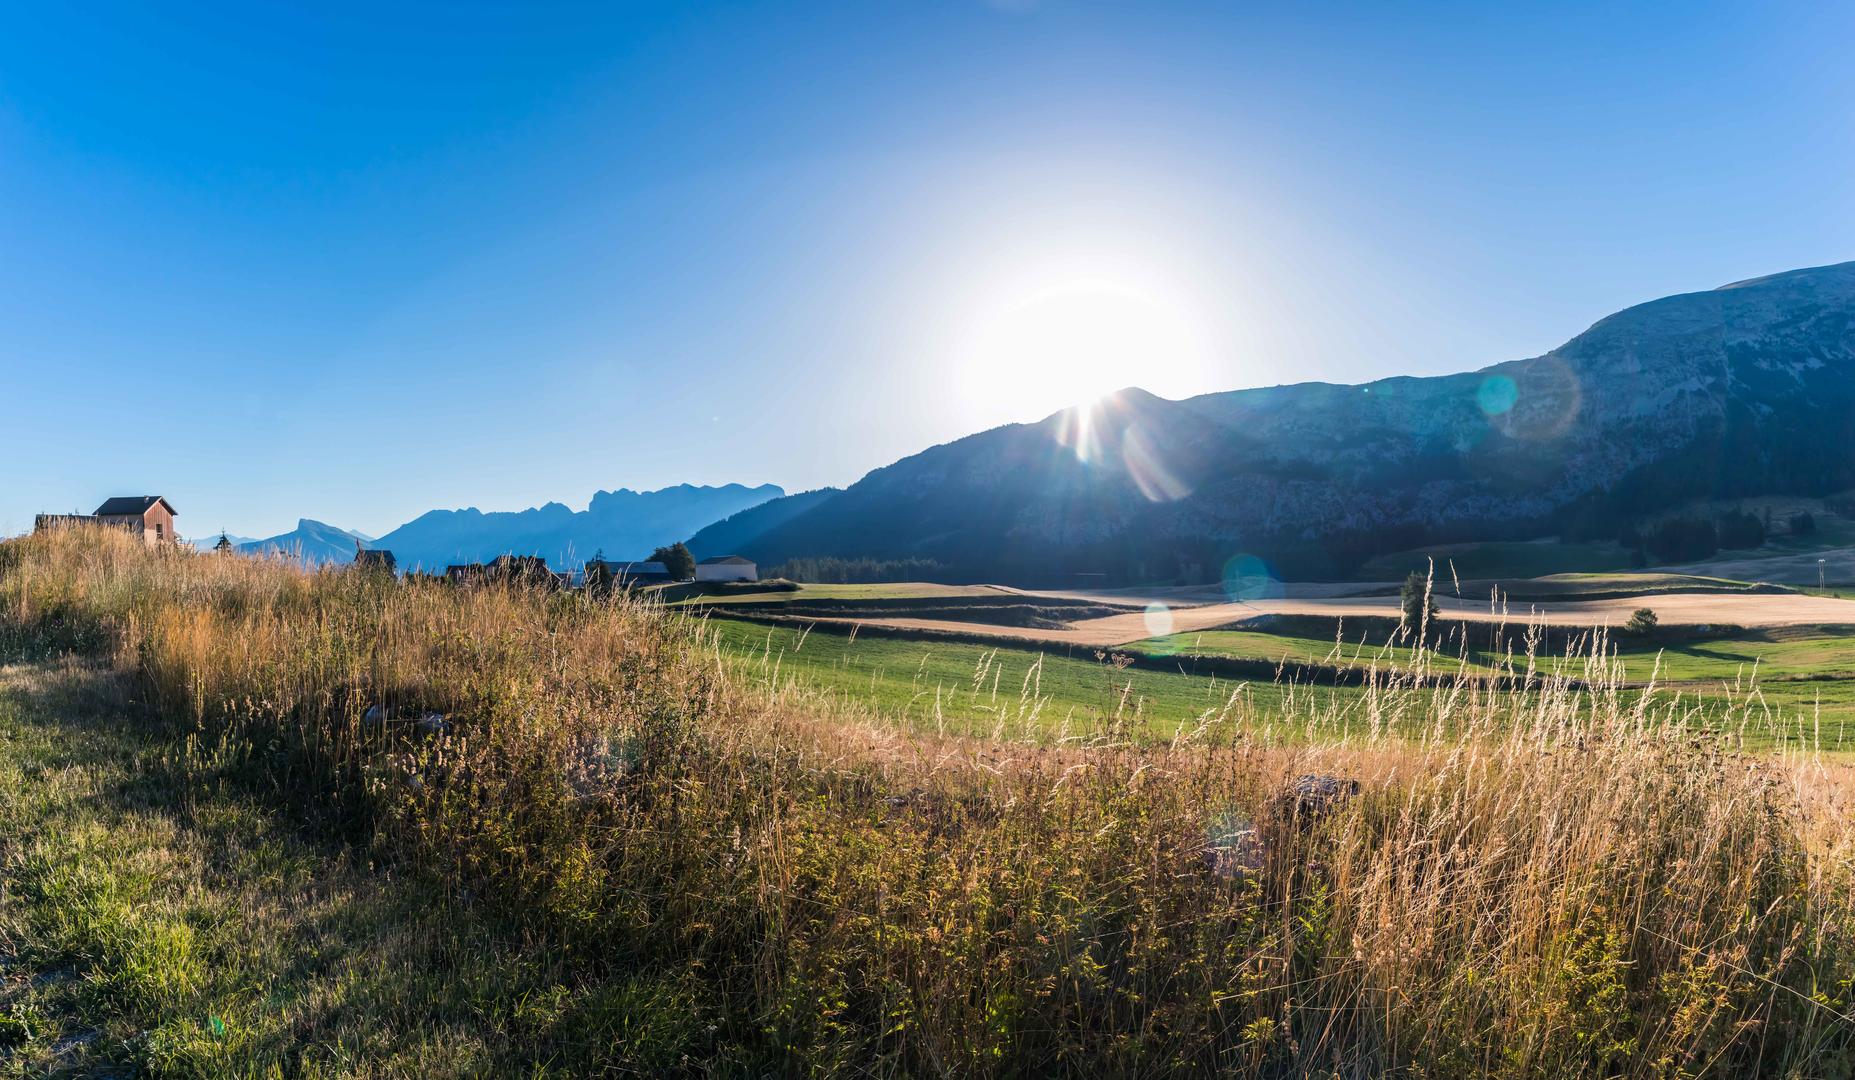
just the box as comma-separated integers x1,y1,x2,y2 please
704,618,1360,739
705,615,1855,748
1129,625,1489,676
1132,620,1855,681
1136,621,1855,743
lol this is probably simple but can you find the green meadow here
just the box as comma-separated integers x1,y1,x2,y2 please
702,617,1350,738
1132,621,1855,743
708,615,1855,749
1130,621,1855,682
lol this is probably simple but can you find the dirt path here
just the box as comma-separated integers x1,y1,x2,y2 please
808,591,1855,649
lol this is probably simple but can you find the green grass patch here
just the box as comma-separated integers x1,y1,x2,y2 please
1123,619,1855,747
711,614,1855,751
706,618,1360,738
1611,626,1855,682
1128,626,1486,677
1611,628,1855,744
1130,617,1846,680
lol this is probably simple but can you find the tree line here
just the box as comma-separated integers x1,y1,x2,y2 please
1615,507,1813,564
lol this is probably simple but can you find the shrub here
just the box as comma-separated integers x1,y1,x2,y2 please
1624,607,1658,635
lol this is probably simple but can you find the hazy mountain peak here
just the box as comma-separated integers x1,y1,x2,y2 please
293,517,369,541
238,518,374,565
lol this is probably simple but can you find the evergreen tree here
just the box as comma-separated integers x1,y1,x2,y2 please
1401,571,1438,626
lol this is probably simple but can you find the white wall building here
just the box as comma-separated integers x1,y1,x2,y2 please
695,555,758,582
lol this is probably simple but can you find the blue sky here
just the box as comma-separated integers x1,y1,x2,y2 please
3,1,1852,539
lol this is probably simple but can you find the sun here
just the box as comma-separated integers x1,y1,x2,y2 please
955,277,1210,420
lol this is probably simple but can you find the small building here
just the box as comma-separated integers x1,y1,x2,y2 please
94,496,179,545
35,496,178,545
353,546,397,574
695,555,758,583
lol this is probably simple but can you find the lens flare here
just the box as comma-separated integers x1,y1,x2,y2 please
1143,602,1174,638
1122,423,1192,502
1221,554,1282,602
1476,374,1518,416
1496,356,1582,441
1054,400,1104,464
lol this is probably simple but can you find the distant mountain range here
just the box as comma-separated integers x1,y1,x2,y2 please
371,483,783,572
234,484,783,573
703,261,1855,583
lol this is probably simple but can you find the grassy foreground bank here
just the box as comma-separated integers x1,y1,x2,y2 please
0,659,663,1077
3,528,1854,1077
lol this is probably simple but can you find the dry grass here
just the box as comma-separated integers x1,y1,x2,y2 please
1,526,1852,1077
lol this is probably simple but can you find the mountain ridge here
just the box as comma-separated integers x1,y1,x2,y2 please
725,260,1855,583
374,483,784,572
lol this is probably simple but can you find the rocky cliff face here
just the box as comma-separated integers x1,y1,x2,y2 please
734,262,1855,582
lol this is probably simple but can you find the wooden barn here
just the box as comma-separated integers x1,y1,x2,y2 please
35,496,179,546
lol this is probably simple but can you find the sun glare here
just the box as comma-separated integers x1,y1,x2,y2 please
955,276,1211,421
